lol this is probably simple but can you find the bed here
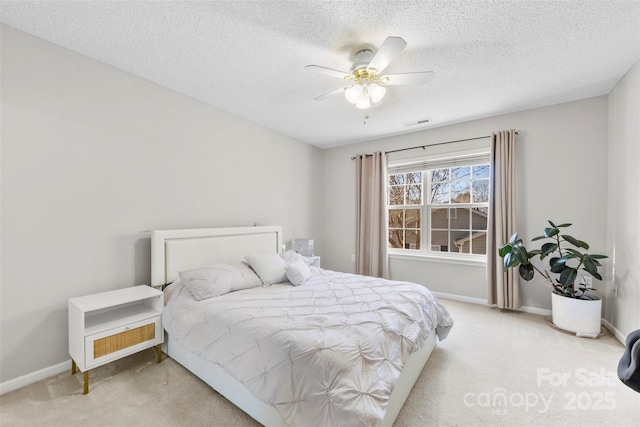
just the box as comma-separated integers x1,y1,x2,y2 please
151,226,452,427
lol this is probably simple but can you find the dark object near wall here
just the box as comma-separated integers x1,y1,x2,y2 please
618,329,640,393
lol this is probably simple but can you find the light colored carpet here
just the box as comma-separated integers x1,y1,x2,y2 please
1,299,639,426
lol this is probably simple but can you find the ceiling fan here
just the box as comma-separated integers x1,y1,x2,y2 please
305,36,434,110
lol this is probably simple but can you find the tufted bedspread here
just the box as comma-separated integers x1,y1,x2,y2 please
163,268,453,427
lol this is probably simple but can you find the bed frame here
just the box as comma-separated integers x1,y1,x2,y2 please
151,226,436,427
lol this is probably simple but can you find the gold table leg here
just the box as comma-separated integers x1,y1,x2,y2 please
72,359,89,395
83,371,89,395
156,344,162,363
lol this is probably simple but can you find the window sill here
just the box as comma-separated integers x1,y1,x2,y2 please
388,251,487,267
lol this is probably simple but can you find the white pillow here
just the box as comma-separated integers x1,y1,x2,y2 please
279,250,314,265
285,258,312,286
179,262,261,300
245,252,288,286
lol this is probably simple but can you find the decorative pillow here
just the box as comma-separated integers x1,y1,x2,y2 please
245,252,288,285
285,258,312,286
279,250,314,265
179,262,261,301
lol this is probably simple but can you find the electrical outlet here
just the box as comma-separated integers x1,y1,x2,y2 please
612,285,618,298
351,254,356,262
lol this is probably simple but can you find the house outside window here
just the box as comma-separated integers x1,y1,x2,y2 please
388,152,490,259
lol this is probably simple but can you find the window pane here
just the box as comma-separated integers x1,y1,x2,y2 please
473,165,490,179
406,184,422,204
388,230,404,249
472,209,488,229
405,208,421,228
475,206,489,216
406,172,422,184
405,230,420,250
472,179,489,203
389,209,403,228
431,208,448,229
431,182,449,204
451,166,470,180
450,208,470,229
388,186,404,205
431,230,449,252
471,231,487,255
431,168,448,183
389,174,404,185
451,230,470,254
451,180,471,203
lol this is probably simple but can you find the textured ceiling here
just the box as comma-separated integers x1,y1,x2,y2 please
1,1,639,149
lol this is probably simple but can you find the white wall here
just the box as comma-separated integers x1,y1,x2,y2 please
0,26,323,384
322,97,609,311
606,61,640,337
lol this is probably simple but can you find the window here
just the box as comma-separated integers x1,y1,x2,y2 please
388,156,490,257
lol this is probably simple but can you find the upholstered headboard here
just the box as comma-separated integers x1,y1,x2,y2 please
150,226,283,287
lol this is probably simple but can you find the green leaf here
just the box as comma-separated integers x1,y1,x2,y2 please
562,234,583,248
498,243,512,257
549,257,567,273
504,252,519,268
531,235,547,241
548,220,557,228
590,254,608,259
557,223,572,228
516,245,529,264
591,271,603,280
519,263,535,281
583,259,598,276
565,248,584,257
541,242,558,256
544,227,559,238
559,267,578,286
508,232,519,244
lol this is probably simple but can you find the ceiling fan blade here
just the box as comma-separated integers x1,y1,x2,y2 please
366,36,407,74
381,71,435,85
305,65,350,79
313,86,348,101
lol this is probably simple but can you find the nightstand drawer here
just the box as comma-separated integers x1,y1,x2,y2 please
85,315,161,368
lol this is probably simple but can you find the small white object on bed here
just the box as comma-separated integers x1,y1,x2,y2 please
152,226,452,427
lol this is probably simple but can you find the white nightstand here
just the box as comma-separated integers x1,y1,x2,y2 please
68,285,163,394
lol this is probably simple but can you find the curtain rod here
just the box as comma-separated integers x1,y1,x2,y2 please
350,130,521,160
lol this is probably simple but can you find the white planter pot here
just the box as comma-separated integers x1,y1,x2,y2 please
551,292,602,338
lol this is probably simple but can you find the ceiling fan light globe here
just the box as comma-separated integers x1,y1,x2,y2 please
356,85,371,109
356,98,370,109
369,83,386,103
345,85,362,104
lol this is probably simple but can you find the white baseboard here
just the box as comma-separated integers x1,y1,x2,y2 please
433,291,552,316
0,359,71,396
516,305,553,316
602,318,626,344
432,291,486,306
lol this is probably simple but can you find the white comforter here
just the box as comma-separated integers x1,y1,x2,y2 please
163,268,453,427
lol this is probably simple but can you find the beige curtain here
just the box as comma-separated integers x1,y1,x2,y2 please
487,129,521,309
355,151,389,279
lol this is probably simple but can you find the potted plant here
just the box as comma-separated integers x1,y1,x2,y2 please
498,220,608,337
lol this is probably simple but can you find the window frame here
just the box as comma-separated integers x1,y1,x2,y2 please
387,150,490,264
